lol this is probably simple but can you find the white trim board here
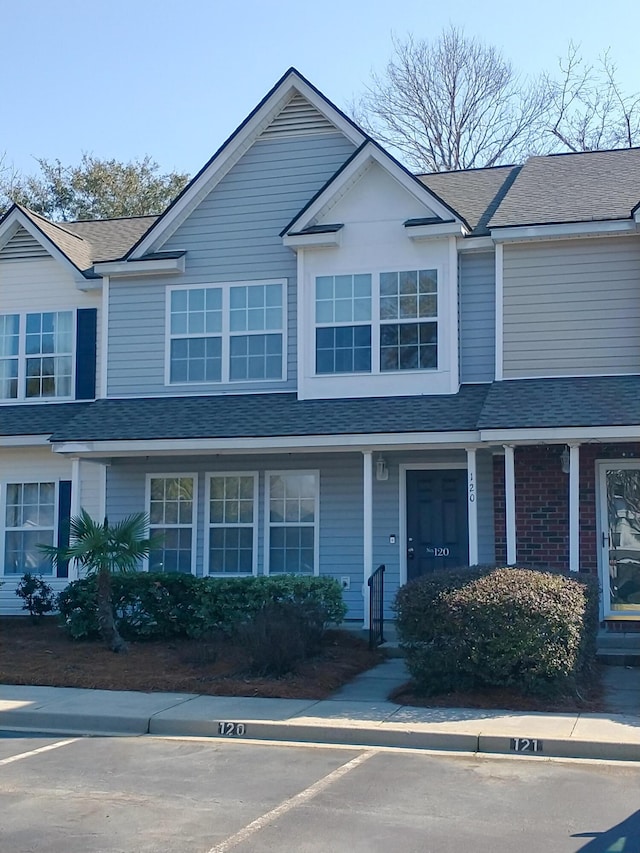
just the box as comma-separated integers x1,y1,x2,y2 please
52,431,482,456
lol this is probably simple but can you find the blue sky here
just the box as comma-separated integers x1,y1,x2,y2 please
3,0,639,179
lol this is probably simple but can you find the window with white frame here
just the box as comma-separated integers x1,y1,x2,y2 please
267,472,318,574
168,282,284,384
314,269,438,374
380,269,438,371
0,311,74,400
207,474,257,575
147,476,196,574
315,275,371,374
3,482,56,575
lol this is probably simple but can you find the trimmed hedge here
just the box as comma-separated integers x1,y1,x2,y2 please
393,566,599,697
57,573,347,641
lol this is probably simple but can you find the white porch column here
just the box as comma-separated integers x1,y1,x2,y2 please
363,450,373,629
466,447,479,565
569,443,581,572
69,457,81,580
504,445,517,565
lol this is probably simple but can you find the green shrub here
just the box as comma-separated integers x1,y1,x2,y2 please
236,600,327,676
57,573,346,641
393,566,599,697
15,573,55,622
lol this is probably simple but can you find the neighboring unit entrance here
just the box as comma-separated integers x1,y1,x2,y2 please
406,469,469,581
599,462,640,617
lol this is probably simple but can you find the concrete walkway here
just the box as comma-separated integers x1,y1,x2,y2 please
2,658,640,762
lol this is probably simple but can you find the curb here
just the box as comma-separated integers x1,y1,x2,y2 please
3,711,640,763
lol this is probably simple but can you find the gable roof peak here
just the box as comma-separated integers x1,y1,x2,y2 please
126,68,367,259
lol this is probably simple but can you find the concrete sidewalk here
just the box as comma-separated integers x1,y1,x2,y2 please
2,658,640,762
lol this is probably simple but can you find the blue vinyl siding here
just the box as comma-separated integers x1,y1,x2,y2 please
459,251,495,383
105,449,497,621
107,134,356,397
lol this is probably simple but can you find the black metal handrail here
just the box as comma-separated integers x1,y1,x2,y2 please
368,563,385,650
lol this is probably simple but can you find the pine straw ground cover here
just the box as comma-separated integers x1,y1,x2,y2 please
0,617,382,700
390,674,606,713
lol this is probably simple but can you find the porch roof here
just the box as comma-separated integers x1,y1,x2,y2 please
0,402,92,438
478,376,640,429
48,385,490,442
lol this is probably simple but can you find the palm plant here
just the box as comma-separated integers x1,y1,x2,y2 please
43,509,158,653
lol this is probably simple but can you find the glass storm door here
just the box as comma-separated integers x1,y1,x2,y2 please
600,463,640,616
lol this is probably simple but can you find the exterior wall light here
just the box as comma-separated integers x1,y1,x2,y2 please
376,455,389,481
560,446,571,474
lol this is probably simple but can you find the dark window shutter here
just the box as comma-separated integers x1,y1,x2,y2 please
56,480,72,578
75,308,97,400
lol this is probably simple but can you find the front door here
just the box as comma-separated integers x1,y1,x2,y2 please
406,469,469,581
599,463,640,617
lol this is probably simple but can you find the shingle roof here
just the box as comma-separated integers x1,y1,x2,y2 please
14,376,638,443
49,386,490,442
418,165,520,236
478,376,640,429
8,207,157,275
489,148,640,228
0,403,92,437
19,207,94,274
63,216,158,262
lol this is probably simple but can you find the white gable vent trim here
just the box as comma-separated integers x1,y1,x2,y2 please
260,93,337,139
0,227,49,260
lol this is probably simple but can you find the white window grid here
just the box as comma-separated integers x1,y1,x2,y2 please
264,470,320,576
0,310,76,402
145,474,198,575
0,481,58,577
204,472,259,576
313,268,440,376
166,281,287,385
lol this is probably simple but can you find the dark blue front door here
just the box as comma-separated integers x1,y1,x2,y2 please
406,469,469,581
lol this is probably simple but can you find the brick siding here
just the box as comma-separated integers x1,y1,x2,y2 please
492,443,640,574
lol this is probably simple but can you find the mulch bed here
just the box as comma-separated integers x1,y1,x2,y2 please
0,617,383,700
390,671,605,713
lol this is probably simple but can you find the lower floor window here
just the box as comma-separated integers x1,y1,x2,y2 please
207,474,257,574
4,482,55,575
147,475,196,574
267,472,318,574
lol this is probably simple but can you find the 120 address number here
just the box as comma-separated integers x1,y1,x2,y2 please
218,721,247,737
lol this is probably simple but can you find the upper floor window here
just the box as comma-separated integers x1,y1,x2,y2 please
314,269,438,375
379,270,437,371
0,311,74,400
168,281,285,385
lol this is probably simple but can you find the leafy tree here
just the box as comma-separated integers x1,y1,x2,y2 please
546,43,640,152
42,510,159,653
3,153,189,220
353,27,550,172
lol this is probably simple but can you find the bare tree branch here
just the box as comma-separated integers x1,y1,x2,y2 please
352,27,550,172
545,43,640,151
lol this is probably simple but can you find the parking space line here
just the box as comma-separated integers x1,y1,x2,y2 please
0,738,79,767
207,749,377,853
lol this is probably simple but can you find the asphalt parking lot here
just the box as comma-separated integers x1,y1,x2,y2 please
2,732,640,852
